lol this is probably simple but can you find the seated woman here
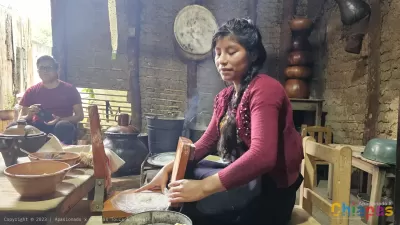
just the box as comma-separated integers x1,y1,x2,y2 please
135,18,304,225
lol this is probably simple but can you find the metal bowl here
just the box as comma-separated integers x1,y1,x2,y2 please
119,210,192,225
361,138,397,165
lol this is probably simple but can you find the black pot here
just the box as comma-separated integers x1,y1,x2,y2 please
104,132,148,177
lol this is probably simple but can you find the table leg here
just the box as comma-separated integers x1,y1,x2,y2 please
367,168,386,225
327,163,333,200
367,174,372,195
315,102,322,126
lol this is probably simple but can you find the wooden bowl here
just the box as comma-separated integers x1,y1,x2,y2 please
3,161,70,198
28,151,80,166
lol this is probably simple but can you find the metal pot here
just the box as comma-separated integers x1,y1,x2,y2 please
119,210,192,225
104,114,148,177
0,120,49,166
361,138,396,165
335,0,371,26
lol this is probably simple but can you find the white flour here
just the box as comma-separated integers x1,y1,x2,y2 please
111,190,170,214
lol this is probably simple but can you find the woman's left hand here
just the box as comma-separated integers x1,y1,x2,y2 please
167,179,208,203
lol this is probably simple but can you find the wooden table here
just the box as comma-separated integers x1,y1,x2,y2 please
329,144,394,225
290,98,324,126
0,156,95,224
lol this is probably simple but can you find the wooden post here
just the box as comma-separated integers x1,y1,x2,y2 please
394,97,400,225
88,105,108,212
362,0,381,145
50,0,68,82
248,0,258,24
127,0,143,130
278,0,296,84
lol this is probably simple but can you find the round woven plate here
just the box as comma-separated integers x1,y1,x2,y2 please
147,152,176,167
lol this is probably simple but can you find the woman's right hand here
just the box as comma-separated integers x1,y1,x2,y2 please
134,167,171,194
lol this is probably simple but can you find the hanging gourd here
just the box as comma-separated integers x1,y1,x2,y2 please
108,0,118,60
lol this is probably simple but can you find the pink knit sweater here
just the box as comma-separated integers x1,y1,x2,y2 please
194,74,303,189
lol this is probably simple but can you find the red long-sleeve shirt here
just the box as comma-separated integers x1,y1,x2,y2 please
194,74,304,190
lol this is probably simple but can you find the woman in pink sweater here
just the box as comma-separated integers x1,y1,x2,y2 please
136,18,304,225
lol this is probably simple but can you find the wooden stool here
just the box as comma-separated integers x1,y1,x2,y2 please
290,136,351,225
301,125,333,199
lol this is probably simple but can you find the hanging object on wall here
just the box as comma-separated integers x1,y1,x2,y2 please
173,5,218,61
108,0,118,60
334,0,371,26
284,17,313,99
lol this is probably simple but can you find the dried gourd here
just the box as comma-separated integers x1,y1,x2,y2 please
108,0,118,59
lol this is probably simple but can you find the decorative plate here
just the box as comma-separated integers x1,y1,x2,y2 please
174,5,218,59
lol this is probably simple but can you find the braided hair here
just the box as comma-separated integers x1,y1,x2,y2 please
212,18,267,160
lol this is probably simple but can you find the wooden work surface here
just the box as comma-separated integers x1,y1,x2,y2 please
0,156,95,215
329,144,391,167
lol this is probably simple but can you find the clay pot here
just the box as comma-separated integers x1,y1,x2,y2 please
284,66,312,79
4,161,70,198
288,51,313,66
291,36,312,51
28,151,81,166
284,79,310,99
289,18,313,31
104,114,148,177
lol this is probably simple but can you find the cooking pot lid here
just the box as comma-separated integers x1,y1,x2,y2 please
0,120,44,137
105,125,139,134
147,152,176,167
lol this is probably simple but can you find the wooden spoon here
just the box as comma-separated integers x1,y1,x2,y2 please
19,148,39,160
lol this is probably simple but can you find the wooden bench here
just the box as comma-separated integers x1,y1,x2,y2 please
291,136,352,225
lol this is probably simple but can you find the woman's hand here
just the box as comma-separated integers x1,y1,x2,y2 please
167,179,208,203
134,167,170,193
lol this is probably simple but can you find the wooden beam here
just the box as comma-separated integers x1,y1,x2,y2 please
278,0,296,84
50,0,68,82
126,0,143,130
362,0,381,145
248,0,258,24
394,94,400,225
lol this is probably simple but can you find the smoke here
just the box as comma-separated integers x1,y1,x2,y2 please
182,91,199,137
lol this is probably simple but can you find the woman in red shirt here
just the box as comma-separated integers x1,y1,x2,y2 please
136,18,304,225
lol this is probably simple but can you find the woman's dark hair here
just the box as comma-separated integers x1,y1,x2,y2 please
212,18,267,159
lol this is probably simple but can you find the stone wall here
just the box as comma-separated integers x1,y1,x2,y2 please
312,0,399,144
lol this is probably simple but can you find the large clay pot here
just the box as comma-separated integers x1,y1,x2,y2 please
291,36,312,51
288,51,313,66
335,0,371,26
284,66,312,79
103,114,148,177
284,79,310,99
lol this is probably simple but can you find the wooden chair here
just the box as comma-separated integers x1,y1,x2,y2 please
291,136,352,225
301,125,334,199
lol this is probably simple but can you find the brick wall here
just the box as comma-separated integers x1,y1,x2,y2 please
60,0,283,131
139,0,284,130
65,0,130,90
312,0,399,144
